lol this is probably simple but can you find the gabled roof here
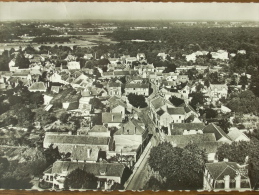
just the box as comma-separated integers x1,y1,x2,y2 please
203,123,232,141
115,118,145,135
171,123,205,132
51,161,125,177
125,83,149,89
151,96,172,110
71,145,99,161
109,82,121,87
166,133,216,146
167,107,185,115
205,162,248,180
44,135,110,146
227,128,250,141
29,82,46,91
102,112,122,123
90,125,108,133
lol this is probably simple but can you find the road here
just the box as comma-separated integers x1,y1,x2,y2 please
125,143,151,190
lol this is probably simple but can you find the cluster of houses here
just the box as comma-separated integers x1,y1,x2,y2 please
0,48,253,191
184,49,246,62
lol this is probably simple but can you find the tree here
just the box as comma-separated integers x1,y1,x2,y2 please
127,93,147,108
43,144,61,167
226,90,259,114
143,176,165,191
89,98,104,110
64,168,98,189
35,110,56,127
16,106,34,128
29,92,44,107
205,108,218,119
218,118,231,134
169,96,184,107
59,112,70,123
15,53,30,69
189,92,204,110
148,142,207,190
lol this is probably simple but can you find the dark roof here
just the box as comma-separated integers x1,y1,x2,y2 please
90,125,108,133
166,133,216,147
167,107,185,115
205,162,248,180
102,112,122,123
29,82,46,91
203,123,231,141
156,109,165,116
125,83,149,89
51,161,125,178
171,123,205,133
109,82,121,87
115,118,145,135
44,135,110,146
151,97,167,110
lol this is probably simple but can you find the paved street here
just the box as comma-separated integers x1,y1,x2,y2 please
125,142,151,190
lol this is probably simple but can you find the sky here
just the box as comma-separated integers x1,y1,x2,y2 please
0,2,259,21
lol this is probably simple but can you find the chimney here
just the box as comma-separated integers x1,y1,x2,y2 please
224,175,230,189
235,173,241,189
87,148,91,158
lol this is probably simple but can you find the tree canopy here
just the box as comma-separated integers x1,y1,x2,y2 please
127,93,147,108
148,142,207,190
64,168,98,190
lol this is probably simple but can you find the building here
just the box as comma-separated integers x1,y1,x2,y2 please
28,82,47,92
203,161,251,190
207,84,228,102
125,83,149,97
102,112,122,128
43,161,125,189
107,82,122,97
67,61,80,70
43,134,110,153
227,128,250,142
88,125,110,137
203,123,232,144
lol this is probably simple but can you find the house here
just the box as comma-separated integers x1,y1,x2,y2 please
102,112,122,128
88,125,110,137
43,134,110,153
203,123,232,144
108,96,128,118
185,53,196,62
203,161,251,190
67,61,80,70
157,53,169,61
71,74,91,88
227,128,250,142
65,54,77,62
108,58,120,65
211,50,229,61
166,133,216,147
70,145,99,163
170,123,205,135
114,117,149,162
107,82,122,97
43,161,125,189
136,53,146,61
124,83,149,96
166,133,219,162
84,53,93,60
207,84,228,101
28,82,47,92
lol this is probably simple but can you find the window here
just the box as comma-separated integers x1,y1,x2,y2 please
179,116,181,119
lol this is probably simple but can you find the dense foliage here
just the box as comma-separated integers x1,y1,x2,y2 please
127,93,148,108
148,142,207,190
64,168,98,189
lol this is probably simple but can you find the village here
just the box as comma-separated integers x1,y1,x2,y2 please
0,39,258,191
